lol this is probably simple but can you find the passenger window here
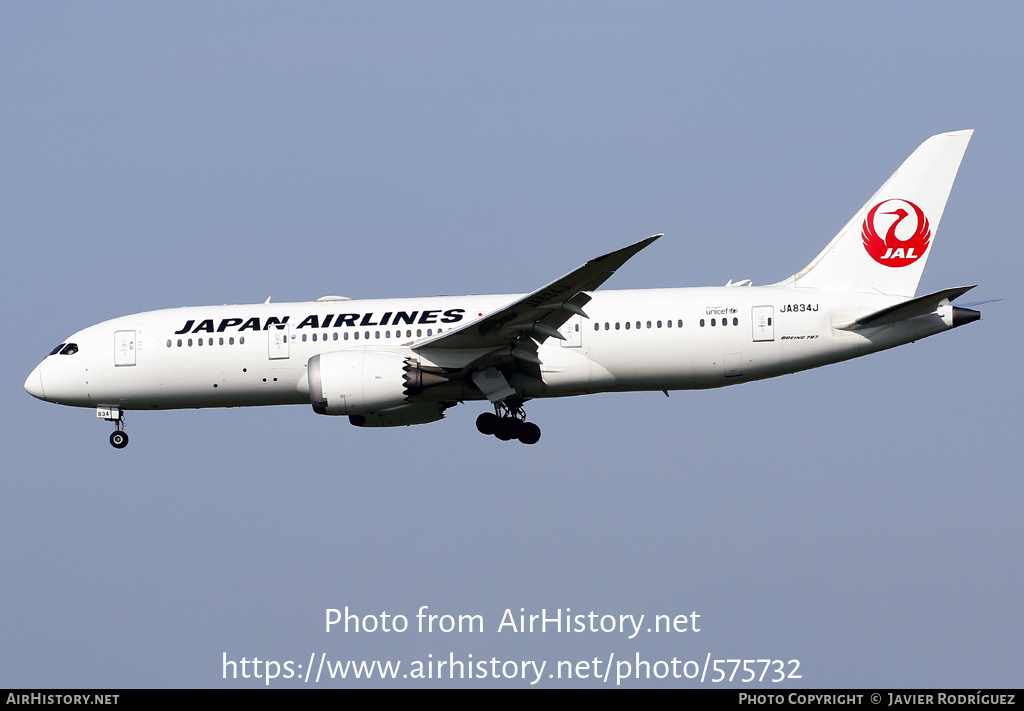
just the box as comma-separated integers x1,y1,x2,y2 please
678,320,683,328
166,340,171,348
733,318,738,326
177,339,182,347
239,337,245,344
625,322,630,329
229,337,234,345
646,321,651,329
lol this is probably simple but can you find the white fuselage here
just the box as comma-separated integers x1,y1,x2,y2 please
26,285,957,413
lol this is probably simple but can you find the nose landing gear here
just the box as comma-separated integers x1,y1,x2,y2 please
109,429,129,449
475,402,541,445
98,407,129,449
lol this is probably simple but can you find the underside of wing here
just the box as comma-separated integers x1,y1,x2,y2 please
411,234,662,401
416,234,660,351
833,285,976,331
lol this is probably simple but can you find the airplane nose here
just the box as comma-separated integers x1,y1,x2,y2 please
24,363,45,400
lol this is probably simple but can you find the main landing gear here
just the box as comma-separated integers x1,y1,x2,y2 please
99,407,129,449
475,402,541,445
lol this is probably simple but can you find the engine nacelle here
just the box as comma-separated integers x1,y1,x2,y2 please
349,402,448,427
308,350,411,416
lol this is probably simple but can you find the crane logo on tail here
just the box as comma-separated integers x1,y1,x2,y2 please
862,199,931,267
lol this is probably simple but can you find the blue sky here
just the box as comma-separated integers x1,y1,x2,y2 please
2,2,1019,687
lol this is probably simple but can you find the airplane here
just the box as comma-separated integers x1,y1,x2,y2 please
25,130,982,448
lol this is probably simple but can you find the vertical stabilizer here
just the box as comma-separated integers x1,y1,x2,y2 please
785,130,972,297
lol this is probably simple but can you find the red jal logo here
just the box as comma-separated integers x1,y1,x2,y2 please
862,199,931,267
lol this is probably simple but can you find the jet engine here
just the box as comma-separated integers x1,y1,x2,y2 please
307,350,452,418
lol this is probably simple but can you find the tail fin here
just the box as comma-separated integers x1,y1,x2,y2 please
783,130,972,297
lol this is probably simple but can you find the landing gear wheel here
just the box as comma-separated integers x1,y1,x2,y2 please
477,401,541,444
476,412,499,435
109,431,129,449
495,418,519,441
517,421,541,445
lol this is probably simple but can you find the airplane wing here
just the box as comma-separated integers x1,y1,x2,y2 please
415,235,661,351
412,235,661,401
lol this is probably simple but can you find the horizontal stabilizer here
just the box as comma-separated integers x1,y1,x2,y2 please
956,299,1001,309
834,286,976,331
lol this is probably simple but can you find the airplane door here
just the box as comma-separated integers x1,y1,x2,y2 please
114,330,136,366
752,306,774,342
268,324,290,360
559,315,583,348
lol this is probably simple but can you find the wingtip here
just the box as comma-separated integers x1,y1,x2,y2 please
631,233,663,253
629,233,662,253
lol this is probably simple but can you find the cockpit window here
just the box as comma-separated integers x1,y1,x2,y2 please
49,343,66,356
59,343,79,355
